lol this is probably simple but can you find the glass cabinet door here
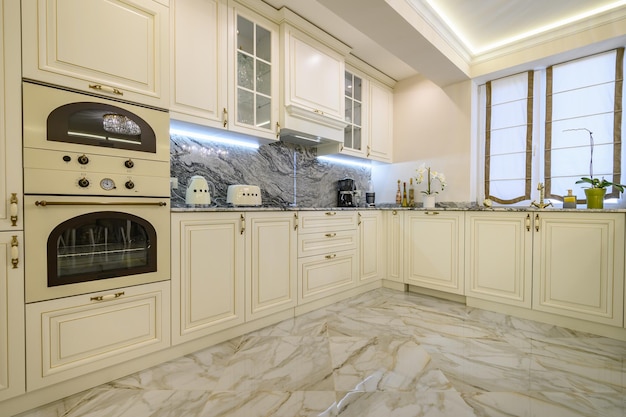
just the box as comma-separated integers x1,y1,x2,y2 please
235,14,274,132
344,70,362,151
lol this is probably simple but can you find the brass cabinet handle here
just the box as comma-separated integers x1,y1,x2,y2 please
276,122,281,139
325,233,336,238
10,235,18,269
392,210,397,215
240,214,246,235
91,291,125,302
325,254,336,259
89,83,123,96
294,212,298,231
535,213,539,232
10,193,18,226
223,108,228,127
367,145,371,157
526,214,531,231
325,211,337,216
358,212,362,226
424,211,439,215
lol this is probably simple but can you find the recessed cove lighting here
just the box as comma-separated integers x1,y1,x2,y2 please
318,155,372,169
170,128,259,149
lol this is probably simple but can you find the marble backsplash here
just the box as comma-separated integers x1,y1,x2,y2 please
170,133,371,208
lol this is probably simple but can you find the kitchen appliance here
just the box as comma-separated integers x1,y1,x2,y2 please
227,185,262,206
337,178,360,207
185,175,212,205
22,80,171,303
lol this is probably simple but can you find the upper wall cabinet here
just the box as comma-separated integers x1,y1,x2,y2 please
170,0,280,141
21,0,170,109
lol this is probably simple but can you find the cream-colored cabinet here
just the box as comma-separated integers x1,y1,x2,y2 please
404,210,464,294
367,79,394,162
297,211,357,304
246,212,297,321
171,212,245,345
532,212,624,327
25,281,170,391
21,0,170,108
465,212,532,308
0,0,24,402
385,210,404,283
0,232,24,401
170,0,279,140
358,211,384,283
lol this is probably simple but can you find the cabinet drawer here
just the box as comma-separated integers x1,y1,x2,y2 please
298,250,357,304
298,229,357,257
26,281,170,391
298,211,357,233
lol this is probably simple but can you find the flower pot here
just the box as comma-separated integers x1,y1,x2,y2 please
584,188,606,209
423,195,436,209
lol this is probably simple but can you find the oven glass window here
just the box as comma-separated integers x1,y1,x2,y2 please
48,211,157,286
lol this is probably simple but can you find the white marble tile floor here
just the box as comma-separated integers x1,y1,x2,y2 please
16,289,626,417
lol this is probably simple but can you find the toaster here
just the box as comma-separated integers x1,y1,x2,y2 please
227,185,262,206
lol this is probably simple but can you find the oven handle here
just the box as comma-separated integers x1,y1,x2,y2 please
35,200,167,207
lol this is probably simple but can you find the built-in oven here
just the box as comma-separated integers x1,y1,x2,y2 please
23,80,171,303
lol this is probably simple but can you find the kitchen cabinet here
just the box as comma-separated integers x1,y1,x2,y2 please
297,211,358,304
465,212,532,308
171,212,245,345
532,212,624,327
404,210,465,294
170,0,280,141
339,58,395,162
358,211,385,283
0,0,24,402
25,281,170,391
385,210,404,283
21,0,170,108
246,212,297,321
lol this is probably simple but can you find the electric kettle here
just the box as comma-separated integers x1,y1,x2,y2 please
185,175,211,205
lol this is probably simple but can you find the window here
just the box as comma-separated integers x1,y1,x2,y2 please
480,49,625,205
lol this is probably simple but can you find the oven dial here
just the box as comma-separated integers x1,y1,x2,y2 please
125,180,135,190
78,177,90,188
124,159,134,169
77,154,89,165
100,178,116,191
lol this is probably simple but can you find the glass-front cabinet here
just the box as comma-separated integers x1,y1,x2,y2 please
229,3,279,140
344,70,364,153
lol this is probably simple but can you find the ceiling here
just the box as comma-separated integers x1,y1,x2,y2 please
262,0,626,85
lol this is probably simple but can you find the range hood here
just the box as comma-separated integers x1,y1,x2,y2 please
278,104,346,150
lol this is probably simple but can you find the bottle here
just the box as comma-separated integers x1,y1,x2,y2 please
395,180,402,205
401,182,408,207
563,189,576,208
409,178,415,207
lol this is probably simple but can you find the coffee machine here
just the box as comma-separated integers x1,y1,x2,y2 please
337,178,360,207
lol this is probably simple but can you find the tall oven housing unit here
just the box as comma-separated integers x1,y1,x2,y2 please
21,80,172,391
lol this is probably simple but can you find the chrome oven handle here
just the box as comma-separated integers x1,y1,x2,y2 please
35,200,167,207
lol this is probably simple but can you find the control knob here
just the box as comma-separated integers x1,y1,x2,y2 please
124,159,134,169
77,154,89,165
125,180,135,190
78,177,90,188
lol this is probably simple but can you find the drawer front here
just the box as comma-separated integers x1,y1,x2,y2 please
298,211,357,233
26,281,170,390
298,229,357,257
298,250,357,304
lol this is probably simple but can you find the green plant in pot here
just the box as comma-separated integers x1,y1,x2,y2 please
569,127,625,209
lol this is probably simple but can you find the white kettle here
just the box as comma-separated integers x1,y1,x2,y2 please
185,175,211,205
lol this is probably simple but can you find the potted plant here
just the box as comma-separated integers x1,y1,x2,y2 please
570,128,625,208
415,163,446,208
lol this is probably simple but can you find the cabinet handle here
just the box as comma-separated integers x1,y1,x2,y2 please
424,211,439,215
10,193,18,226
525,214,531,231
240,214,246,235
223,108,228,128
90,291,124,302
294,212,298,231
367,145,371,157
313,109,325,116
358,212,362,226
392,210,397,215
325,233,336,238
276,122,281,139
325,211,337,216
10,235,18,269
325,254,336,259
88,83,123,96
535,214,539,232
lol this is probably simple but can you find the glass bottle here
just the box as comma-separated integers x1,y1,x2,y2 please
402,182,408,207
409,178,415,207
395,180,402,205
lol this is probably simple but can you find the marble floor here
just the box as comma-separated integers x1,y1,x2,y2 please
16,288,626,417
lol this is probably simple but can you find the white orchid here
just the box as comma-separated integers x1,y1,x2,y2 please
415,164,446,195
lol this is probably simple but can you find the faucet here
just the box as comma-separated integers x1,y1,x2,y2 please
530,182,553,208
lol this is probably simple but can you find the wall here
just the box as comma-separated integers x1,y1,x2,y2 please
170,133,371,208
372,74,473,205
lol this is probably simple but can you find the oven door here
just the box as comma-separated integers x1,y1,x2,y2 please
24,195,170,303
